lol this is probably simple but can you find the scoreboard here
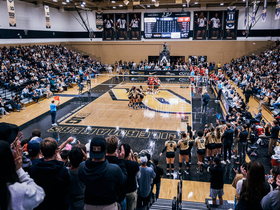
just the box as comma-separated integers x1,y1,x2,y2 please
144,12,191,39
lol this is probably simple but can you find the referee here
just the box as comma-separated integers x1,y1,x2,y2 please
50,100,60,127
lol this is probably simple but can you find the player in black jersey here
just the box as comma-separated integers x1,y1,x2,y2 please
137,86,146,109
127,86,134,107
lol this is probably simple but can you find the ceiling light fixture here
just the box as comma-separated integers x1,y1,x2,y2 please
53,0,58,2
194,2,198,4
154,1,159,7
147,4,150,7
62,2,66,4
111,0,115,2
113,6,116,8
119,4,123,7
220,2,224,5
182,4,186,7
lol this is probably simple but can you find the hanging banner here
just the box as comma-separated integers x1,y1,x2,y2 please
226,7,236,29
244,0,248,27
262,0,267,22
44,6,51,28
252,0,257,24
96,11,103,31
276,0,280,20
7,0,16,27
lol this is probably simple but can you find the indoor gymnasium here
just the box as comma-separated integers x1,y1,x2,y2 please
0,0,280,209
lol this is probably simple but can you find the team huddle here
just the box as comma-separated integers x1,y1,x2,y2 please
146,76,161,94
127,76,161,109
160,123,224,176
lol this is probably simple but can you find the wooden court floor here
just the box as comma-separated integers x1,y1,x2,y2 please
60,82,192,131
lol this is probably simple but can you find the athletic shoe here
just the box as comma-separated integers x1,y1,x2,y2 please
3,115,6,116
178,171,182,176
21,107,26,109
166,173,170,176
221,160,227,164
231,155,237,159
227,159,231,163
185,170,190,175
17,110,20,112
52,124,55,127
6,112,10,115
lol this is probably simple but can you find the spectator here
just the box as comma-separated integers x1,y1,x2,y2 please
137,156,156,209
267,120,280,157
261,168,280,210
208,157,224,205
236,163,248,196
31,137,70,210
152,158,163,201
78,137,127,210
105,135,127,210
221,123,234,164
0,140,45,210
121,143,140,210
68,147,86,210
236,161,272,210
236,125,249,165
0,98,9,116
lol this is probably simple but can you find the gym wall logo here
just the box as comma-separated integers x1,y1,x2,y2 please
149,72,157,75
162,11,172,17
110,89,192,114
47,126,182,140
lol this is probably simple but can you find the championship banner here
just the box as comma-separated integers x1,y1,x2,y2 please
96,11,103,31
276,0,280,20
262,0,267,22
7,0,16,27
226,7,236,29
44,6,51,28
244,0,248,27
252,0,257,24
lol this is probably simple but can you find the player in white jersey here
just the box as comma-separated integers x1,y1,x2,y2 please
116,14,127,39
103,14,114,39
129,14,140,39
209,13,221,38
195,12,207,38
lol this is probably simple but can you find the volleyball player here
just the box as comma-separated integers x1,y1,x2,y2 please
147,76,154,94
209,13,221,38
103,14,114,39
215,126,223,158
129,14,140,39
195,12,207,38
177,132,190,175
205,127,217,165
127,86,134,107
116,14,127,39
160,136,176,176
153,76,161,94
137,86,146,108
195,131,206,175
131,86,140,109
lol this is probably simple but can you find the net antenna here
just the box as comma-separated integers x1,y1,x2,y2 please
186,0,190,8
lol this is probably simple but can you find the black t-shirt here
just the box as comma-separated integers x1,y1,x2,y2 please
270,126,279,139
209,165,224,189
153,166,163,185
239,130,249,143
125,160,139,193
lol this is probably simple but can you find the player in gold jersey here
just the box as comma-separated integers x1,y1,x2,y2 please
177,132,190,175
215,126,223,159
205,127,217,165
195,131,206,174
160,136,176,176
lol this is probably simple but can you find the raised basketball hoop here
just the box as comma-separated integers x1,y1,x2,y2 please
186,0,190,7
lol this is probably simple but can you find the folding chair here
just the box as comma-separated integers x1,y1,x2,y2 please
248,138,262,157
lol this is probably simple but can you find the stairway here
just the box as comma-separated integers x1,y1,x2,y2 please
150,199,208,210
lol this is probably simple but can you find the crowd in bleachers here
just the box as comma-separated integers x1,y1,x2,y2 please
0,45,100,115
0,123,164,210
225,42,280,112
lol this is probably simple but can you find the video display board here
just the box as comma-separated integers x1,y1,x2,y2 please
144,12,191,39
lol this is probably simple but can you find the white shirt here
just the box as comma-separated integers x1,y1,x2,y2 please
117,19,126,29
211,17,220,28
197,17,207,27
131,19,139,28
104,19,113,28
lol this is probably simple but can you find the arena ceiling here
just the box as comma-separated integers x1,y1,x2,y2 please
20,0,277,11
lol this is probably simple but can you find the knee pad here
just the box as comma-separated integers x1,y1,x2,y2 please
171,164,174,169
179,162,182,168
166,164,169,169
